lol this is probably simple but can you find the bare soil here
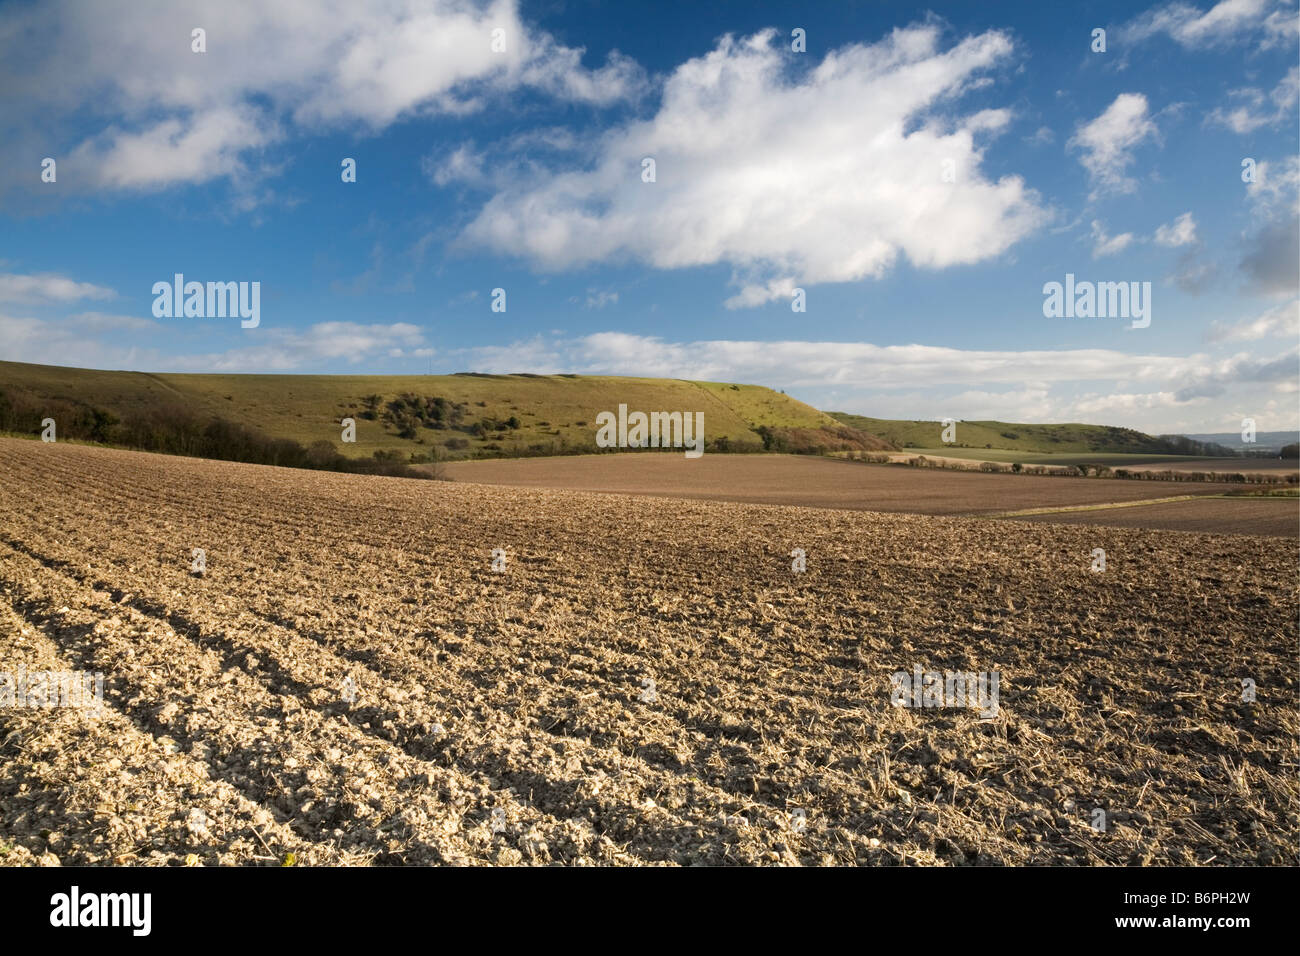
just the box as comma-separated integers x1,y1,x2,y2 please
2,438,1296,866
1007,498,1298,538
442,454,1286,533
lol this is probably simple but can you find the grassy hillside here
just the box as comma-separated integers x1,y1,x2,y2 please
0,361,887,460
828,412,1232,457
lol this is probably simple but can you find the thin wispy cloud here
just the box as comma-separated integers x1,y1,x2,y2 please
1208,299,1300,340
1090,220,1136,257
1123,0,1298,50
0,272,116,305
1154,212,1198,247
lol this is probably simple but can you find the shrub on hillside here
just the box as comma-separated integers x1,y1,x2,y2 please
0,386,433,480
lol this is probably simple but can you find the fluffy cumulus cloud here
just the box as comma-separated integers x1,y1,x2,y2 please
0,0,644,193
459,25,1048,306
1069,94,1158,198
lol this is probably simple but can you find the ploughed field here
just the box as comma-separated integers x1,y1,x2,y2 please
1011,498,1298,538
1,437,1296,866
442,454,1298,536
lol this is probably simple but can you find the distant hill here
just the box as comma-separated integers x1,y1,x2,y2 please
827,412,1235,457
1182,432,1300,455
0,360,889,461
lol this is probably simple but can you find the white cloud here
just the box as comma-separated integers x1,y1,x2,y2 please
1124,0,1298,50
437,330,1300,431
1154,211,1198,246
1,0,644,194
517,43,644,107
1241,157,1300,295
582,289,619,309
454,331,1207,388
0,311,148,368
1245,155,1300,218
0,313,428,372
1208,299,1300,340
461,25,1047,306
70,106,278,190
7,310,1293,432
1026,125,1055,146
0,272,116,305
64,311,162,333
1090,220,1136,257
424,143,488,187
1069,94,1158,198
162,321,429,371
1170,347,1299,399
447,289,481,306
1206,66,1299,132
723,278,800,311
454,334,568,373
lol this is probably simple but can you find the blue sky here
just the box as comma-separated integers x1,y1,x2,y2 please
1,0,1297,435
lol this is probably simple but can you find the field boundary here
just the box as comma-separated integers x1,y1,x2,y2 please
980,494,1295,519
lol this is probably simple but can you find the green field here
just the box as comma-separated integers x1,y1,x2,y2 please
0,361,879,460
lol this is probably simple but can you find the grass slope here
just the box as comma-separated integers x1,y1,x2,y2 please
828,412,1221,456
0,360,880,460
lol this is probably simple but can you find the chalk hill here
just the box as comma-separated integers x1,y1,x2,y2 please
0,360,890,460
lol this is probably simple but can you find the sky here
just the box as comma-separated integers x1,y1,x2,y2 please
0,0,1297,435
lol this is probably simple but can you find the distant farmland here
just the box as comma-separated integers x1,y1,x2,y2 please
442,454,1298,536
871,447,1298,471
